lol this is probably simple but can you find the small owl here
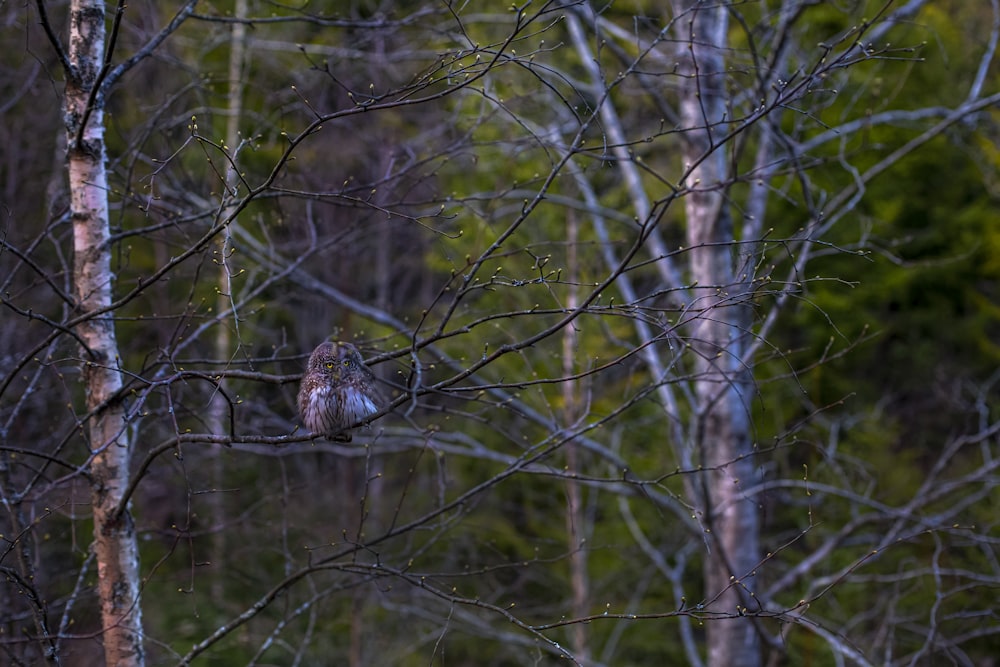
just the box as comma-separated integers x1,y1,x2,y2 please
297,341,385,442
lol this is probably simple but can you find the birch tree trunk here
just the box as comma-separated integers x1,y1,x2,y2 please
65,2,145,664
674,3,761,666
207,0,249,607
561,212,591,665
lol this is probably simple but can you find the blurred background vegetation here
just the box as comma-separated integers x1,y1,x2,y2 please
2,1,999,665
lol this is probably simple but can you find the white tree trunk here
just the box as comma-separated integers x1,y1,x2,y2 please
561,212,591,665
66,2,145,664
206,0,249,607
674,3,761,666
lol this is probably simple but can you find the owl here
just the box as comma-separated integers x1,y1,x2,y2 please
297,341,385,442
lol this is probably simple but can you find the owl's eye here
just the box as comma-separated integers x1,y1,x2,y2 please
342,359,351,367
325,362,334,369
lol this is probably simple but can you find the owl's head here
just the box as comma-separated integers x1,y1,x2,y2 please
308,341,365,377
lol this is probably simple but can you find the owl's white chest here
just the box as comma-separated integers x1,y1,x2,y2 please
302,385,334,434
302,384,379,435
340,388,380,423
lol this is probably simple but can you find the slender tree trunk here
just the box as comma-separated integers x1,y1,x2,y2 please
562,211,591,665
65,1,145,665
208,0,249,606
674,3,761,667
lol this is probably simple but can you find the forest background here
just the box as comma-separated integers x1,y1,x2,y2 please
2,1,999,666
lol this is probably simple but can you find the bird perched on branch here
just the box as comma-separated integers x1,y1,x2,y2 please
298,341,384,442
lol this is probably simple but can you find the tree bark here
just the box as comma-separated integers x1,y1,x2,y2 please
207,0,249,607
562,211,591,665
66,2,145,664
673,3,761,666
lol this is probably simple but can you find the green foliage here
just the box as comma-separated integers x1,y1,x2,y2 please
3,1,1000,665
